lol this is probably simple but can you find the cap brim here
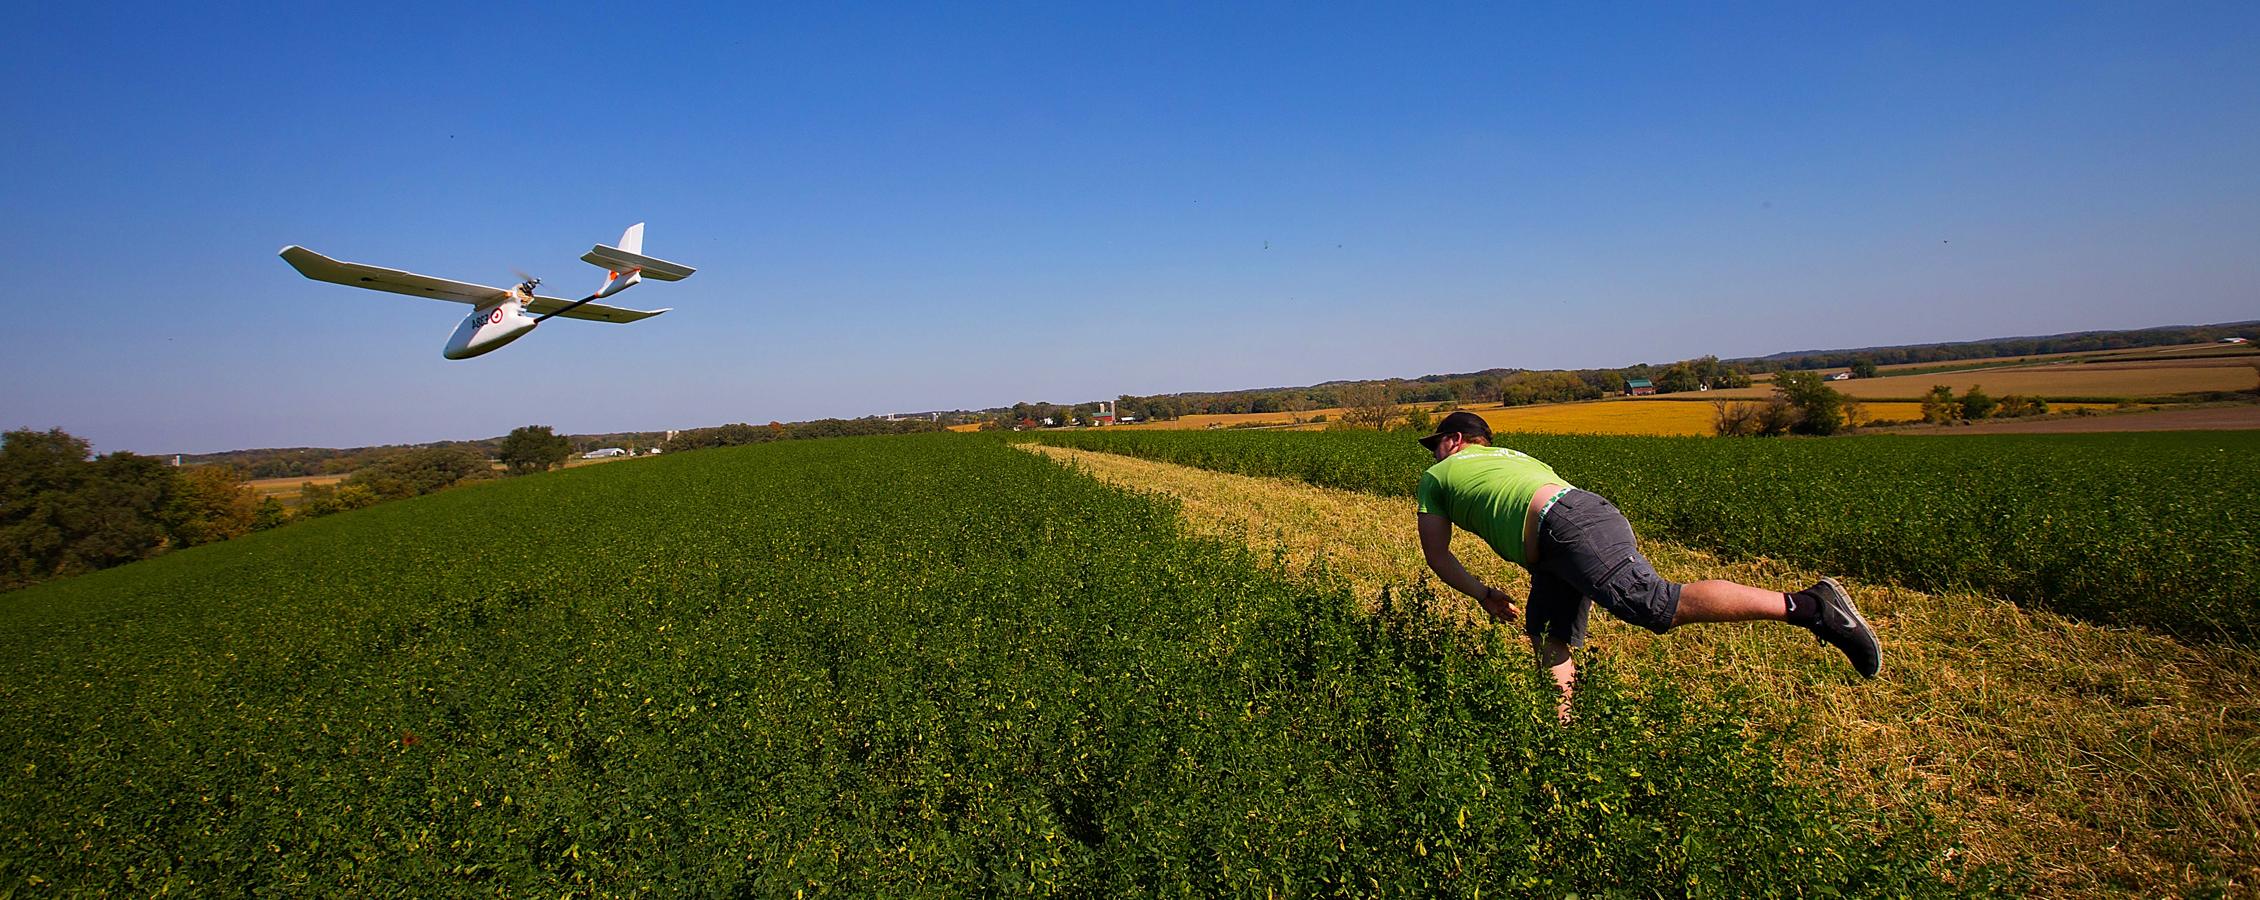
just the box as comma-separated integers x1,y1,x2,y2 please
1417,432,1448,450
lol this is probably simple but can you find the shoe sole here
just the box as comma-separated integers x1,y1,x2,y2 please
1816,576,1880,678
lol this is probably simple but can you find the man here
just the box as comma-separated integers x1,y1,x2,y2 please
1413,411,1879,716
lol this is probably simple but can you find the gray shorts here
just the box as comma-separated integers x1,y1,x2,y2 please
1526,489,1681,647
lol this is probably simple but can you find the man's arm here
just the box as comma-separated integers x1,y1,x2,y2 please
1417,512,1518,623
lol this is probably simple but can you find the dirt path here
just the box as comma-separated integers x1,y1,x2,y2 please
1024,444,2260,897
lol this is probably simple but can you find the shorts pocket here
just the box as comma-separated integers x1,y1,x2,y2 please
1593,552,1674,633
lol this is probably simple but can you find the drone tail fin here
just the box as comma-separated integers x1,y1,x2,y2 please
582,222,695,298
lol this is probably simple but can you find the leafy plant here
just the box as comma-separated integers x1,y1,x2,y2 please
0,435,1973,894
1026,428,2260,643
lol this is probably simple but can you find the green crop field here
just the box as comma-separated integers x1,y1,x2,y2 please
1024,429,2260,644
0,435,1970,895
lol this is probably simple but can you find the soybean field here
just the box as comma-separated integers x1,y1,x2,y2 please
0,435,1969,895
1025,428,2260,643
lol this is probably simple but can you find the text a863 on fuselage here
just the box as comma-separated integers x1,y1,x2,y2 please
278,223,696,359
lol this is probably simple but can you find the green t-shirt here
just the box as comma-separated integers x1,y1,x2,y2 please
1415,445,1570,566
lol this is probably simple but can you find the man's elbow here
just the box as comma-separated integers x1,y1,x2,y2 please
1420,544,1453,571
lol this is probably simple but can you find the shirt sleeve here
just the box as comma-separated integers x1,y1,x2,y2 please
1415,471,1443,516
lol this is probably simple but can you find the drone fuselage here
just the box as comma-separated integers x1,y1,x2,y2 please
279,222,692,360
444,297,539,359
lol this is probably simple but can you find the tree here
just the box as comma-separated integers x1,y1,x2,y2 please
1336,383,1401,431
170,464,259,546
1998,395,2047,417
1960,386,1998,420
346,446,494,500
1758,396,1804,435
2,429,187,588
1712,401,1764,437
1282,392,1314,424
499,426,573,475
294,482,345,518
1920,385,1960,424
1850,358,1879,379
252,497,289,531
1402,405,1434,434
1,428,94,589
58,453,177,577
1656,361,1701,394
1772,371,1848,435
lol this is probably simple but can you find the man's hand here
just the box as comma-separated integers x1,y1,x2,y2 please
1477,586,1520,624
1420,513,1521,624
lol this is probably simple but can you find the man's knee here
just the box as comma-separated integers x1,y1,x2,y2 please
1597,558,1681,634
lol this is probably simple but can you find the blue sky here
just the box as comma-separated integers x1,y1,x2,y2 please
5,3,2255,453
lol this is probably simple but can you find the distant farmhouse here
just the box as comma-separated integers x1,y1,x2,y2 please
581,448,629,459
1625,378,1656,396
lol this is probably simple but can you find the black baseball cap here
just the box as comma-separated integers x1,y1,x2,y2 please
1418,410,1493,450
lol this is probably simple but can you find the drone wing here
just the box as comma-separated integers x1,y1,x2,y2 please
279,246,510,306
526,294,669,323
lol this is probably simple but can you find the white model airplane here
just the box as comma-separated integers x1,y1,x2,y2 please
279,223,696,359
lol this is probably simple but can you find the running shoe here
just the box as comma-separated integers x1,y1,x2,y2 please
1807,577,1880,678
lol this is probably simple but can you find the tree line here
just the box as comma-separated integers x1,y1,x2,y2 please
1707,376,2061,437
659,417,945,453
1,429,294,591
183,430,675,479
1010,356,1753,428
1,427,583,591
1734,321,2255,374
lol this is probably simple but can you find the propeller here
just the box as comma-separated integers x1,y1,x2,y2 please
506,267,605,322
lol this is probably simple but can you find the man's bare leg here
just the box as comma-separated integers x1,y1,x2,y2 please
1671,577,1882,677
1670,579,1792,626
1532,636,1575,723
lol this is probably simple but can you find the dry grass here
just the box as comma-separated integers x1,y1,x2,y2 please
1024,444,2260,897
1701,363,2255,401
1753,342,2259,382
243,473,347,500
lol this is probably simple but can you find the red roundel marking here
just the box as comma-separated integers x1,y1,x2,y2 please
489,309,503,324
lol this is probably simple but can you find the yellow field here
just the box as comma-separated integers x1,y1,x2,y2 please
1701,361,2255,401
1471,400,1930,435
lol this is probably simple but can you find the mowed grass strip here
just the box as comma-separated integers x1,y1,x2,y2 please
1025,444,2260,897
